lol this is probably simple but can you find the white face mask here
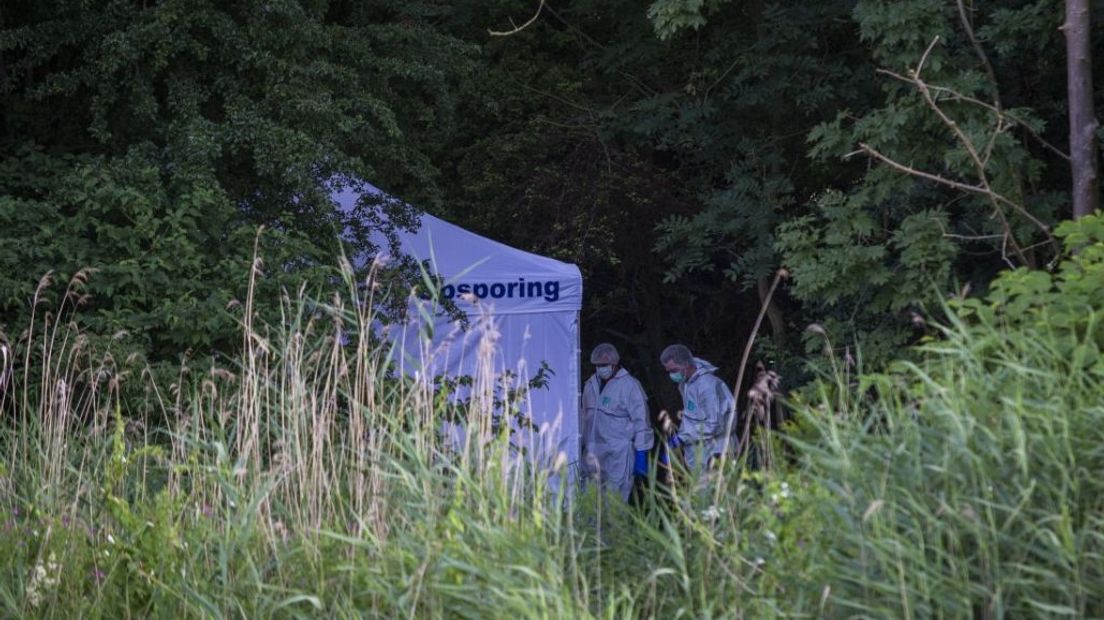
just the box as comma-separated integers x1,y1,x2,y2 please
596,365,614,380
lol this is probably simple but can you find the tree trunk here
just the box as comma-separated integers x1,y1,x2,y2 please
1065,0,1100,219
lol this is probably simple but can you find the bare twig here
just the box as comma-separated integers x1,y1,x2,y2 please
730,268,788,452
710,268,787,504
488,0,545,37
980,114,1004,169
859,141,1023,267
541,3,658,98
913,45,1057,260
956,0,1001,112
943,232,1006,241
913,41,1019,230
878,69,1070,162
858,36,1059,266
916,35,939,73
856,143,992,196
704,56,743,103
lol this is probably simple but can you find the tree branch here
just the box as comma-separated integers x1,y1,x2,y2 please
857,142,1027,266
710,268,787,504
488,0,546,37
908,39,1057,260
956,0,1002,112
859,37,1059,265
878,69,1071,162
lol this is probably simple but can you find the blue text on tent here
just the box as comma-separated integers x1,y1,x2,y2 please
441,279,560,303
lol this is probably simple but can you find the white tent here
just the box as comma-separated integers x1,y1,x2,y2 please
332,185,583,480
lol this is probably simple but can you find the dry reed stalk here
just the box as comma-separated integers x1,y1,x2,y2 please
236,230,266,474
745,362,782,470
347,261,384,521
21,271,56,452
705,268,787,507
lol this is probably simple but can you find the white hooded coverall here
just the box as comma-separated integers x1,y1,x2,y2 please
581,368,655,500
675,358,736,472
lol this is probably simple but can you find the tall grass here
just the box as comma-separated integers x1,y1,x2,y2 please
1,237,1103,618
0,262,588,618
783,307,1104,618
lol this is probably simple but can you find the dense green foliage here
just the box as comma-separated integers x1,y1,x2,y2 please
1,0,471,369
4,0,1103,401
432,0,1098,394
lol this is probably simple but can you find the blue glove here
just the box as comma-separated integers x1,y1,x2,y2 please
667,435,681,449
633,450,648,477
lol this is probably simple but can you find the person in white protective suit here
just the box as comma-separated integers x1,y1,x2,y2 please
581,343,655,501
659,344,737,473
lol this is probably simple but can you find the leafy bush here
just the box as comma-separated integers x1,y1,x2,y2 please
773,214,1104,616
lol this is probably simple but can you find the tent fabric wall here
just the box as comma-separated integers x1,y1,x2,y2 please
332,185,583,477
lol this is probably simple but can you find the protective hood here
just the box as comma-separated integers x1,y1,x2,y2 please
688,358,720,382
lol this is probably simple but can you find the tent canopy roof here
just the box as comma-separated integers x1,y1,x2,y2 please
332,183,582,315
